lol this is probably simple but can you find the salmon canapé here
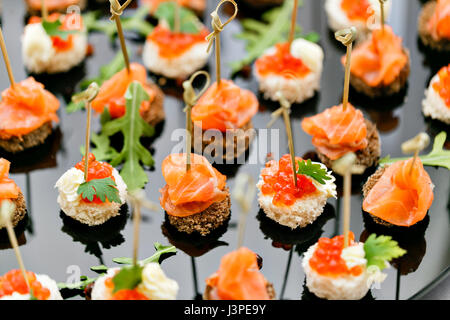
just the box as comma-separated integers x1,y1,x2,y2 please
0,158,20,201
428,0,450,40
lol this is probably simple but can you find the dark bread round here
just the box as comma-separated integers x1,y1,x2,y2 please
141,82,165,127
0,122,53,154
203,281,276,300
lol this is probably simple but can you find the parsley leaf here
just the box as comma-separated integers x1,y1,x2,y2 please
380,131,450,170
112,265,144,293
58,275,99,291
364,234,406,270
154,2,201,34
230,0,319,74
77,177,121,203
42,20,79,40
297,159,332,184
113,243,177,265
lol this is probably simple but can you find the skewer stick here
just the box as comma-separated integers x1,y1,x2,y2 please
41,0,48,21
109,0,133,73
0,201,31,293
343,168,352,248
288,0,298,46
183,71,211,172
0,27,16,90
132,198,141,266
174,0,180,34
401,132,430,176
233,174,256,248
335,27,357,111
379,0,386,33
206,0,238,86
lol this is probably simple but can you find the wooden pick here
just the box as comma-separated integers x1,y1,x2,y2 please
269,92,297,187
41,0,48,21
182,71,211,172
233,173,256,248
174,0,180,34
0,201,31,293
72,83,100,181
339,153,356,248
0,27,16,90
379,0,386,33
206,0,238,86
288,0,298,46
335,27,357,111
109,0,133,73
401,132,430,175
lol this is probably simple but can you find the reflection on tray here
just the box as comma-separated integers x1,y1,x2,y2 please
0,214,29,250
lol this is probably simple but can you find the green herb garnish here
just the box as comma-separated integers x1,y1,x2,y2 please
42,20,79,40
113,243,177,265
154,2,201,34
111,265,144,293
58,275,99,291
380,131,450,170
364,234,406,271
297,159,332,184
77,177,121,203
80,132,119,162
230,0,319,74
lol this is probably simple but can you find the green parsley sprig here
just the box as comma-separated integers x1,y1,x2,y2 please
77,177,121,203
364,234,406,270
42,20,79,40
297,159,332,185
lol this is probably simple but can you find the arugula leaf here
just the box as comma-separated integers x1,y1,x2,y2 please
230,0,319,74
379,132,450,170
364,234,406,270
77,177,121,203
99,82,155,191
42,20,79,40
297,159,332,184
80,132,119,162
90,265,109,273
113,243,177,265
111,265,143,293
58,275,99,290
154,2,201,34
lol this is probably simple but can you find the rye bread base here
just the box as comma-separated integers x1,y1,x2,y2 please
192,121,255,163
140,82,165,127
0,192,27,229
418,1,450,52
0,122,53,154
166,188,231,236
203,281,276,300
317,119,381,173
350,49,410,98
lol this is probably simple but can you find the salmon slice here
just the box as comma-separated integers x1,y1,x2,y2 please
26,0,81,11
301,103,368,160
428,0,450,40
206,247,270,300
191,79,258,132
92,63,156,119
0,158,20,200
363,158,434,226
346,26,408,87
0,77,59,139
159,153,227,217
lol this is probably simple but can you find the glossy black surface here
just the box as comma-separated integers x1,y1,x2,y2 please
0,0,449,300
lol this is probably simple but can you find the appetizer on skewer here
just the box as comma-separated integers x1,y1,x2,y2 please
0,269,62,300
55,153,127,226
143,3,210,79
302,232,405,300
0,78,59,153
91,263,178,300
422,64,450,124
362,158,434,228
344,25,410,98
257,154,336,229
24,0,86,15
159,153,231,236
91,63,165,126
301,103,381,174
418,0,450,51
0,159,27,229
142,0,206,16
204,247,275,300
22,12,87,74
254,39,324,104
325,0,391,35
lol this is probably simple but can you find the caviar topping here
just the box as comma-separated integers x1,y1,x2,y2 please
432,65,450,107
0,270,50,300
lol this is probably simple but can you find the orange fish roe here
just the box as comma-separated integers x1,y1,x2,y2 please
432,64,450,107
309,233,364,277
104,276,148,300
75,153,116,204
0,270,50,300
147,25,209,59
28,13,82,52
260,154,317,207
255,43,310,79
341,0,372,22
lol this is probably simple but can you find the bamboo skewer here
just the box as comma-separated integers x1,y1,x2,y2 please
174,0,180,34
379,0,386,33
288,0,298,46
109,0,133,73
41,0,48,21
401,132,430,176
233,174,256,249
335,27,357,111
0,27,16,90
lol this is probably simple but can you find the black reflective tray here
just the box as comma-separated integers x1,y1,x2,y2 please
0,0,449,300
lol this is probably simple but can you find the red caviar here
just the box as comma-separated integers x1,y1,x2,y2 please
341,0,372,22
432,64,450,107
309,233,364,277
104,276,148,300
0,270,50,300
147,25,209,59
28,12,82,52
261,154,317,207
255,43,310,79
75,153,116,204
